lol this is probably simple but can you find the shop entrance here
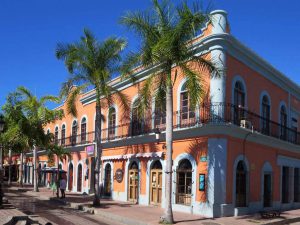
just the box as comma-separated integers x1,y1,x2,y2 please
128,161,139,202
236,161,247,207
150,161,162,205
77,164,82,192
90,157,95,193
68,163,73,191
263,173,272,207
104,164,112,197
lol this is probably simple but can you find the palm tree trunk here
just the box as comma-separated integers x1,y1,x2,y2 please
57,157,60,198
8,149,11,186
163,82,174,223
93,95,102,206
19,152,23,187
33,145,39,192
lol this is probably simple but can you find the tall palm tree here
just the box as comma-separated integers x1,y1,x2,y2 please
2,92,32,187
15,86,62,192
47,144,71,198
121,0,217,223
56,29,129,206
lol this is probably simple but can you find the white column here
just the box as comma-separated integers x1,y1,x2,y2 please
8,149,11,186
208,138,227,217
209,10,228,120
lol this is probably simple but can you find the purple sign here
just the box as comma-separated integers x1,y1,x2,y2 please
86,145,95,156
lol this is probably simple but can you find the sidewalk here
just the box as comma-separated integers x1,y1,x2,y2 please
0,194,49,225
6,184,300,225
0,203,26,225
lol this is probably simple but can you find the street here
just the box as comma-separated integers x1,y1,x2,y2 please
5,189,123,225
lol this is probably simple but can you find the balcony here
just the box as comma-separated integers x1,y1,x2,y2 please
54,103,300,148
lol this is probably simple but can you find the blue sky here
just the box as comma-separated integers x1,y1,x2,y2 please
0,0,300,109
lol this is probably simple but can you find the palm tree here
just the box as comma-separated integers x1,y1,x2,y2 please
120,0,217,223
2,92,32,187
56,28,129,206
47,144,71,198
15,86,62,192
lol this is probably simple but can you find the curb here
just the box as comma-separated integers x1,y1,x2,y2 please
263,217,300,225
93,208,149,225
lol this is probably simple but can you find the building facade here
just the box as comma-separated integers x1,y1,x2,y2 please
24,10,300,217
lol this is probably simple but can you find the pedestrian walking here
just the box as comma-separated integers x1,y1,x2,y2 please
60,174,67,198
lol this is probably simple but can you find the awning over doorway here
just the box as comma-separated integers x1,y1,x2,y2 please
101,151,164,161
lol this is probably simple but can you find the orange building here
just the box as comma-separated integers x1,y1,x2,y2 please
23,10,300,217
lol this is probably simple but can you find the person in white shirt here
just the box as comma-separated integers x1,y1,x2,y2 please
60,175,67,198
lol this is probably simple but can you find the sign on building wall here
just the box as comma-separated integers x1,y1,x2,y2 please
199,174,205,191
115,169,123,183
86,145,95,156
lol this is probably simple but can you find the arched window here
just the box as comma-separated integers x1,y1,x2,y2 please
233,81,246,124
71,120,78,145
154,95,166,130
261,95,270,135
151,160,162,170
54,127,59,144
280,105,287,140
108,107,116,139
180,83,195,127
131,100,144,136
81,117,87,143
61,124,66,145
236,161,247,207
176,159,192,205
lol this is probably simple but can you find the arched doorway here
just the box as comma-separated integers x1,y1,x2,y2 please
43,164,47,186
104,164,112,197
128,161,139,202
236,161,247,207
150,160,162,205
68,163,73,191
176,159,192,205
77,164,82,192
38,163,42,185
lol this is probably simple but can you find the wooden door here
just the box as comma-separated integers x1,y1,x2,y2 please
128,169,138,202
150,169,162,205
77,165,82,192
68,164,73,191
104,164,111,197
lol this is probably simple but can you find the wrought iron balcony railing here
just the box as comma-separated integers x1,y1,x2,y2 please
52,103,300,147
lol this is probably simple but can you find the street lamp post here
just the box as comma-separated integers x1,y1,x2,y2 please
0,115,5,208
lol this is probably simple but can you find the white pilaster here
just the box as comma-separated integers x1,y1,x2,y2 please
209,10,228,119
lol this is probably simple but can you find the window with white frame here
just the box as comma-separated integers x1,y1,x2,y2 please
176,159,192,205
233,81,246,124
261,95,270,135
108,107,116,139
81,117,87,143
180,83,195,127
291,117,298,144
61,124,66,145
54,127,59,144
72,120,78,145
154,95,166,130
131,100,144,136
280,105,287,140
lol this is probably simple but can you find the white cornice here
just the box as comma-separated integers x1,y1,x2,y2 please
79,33,300,105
